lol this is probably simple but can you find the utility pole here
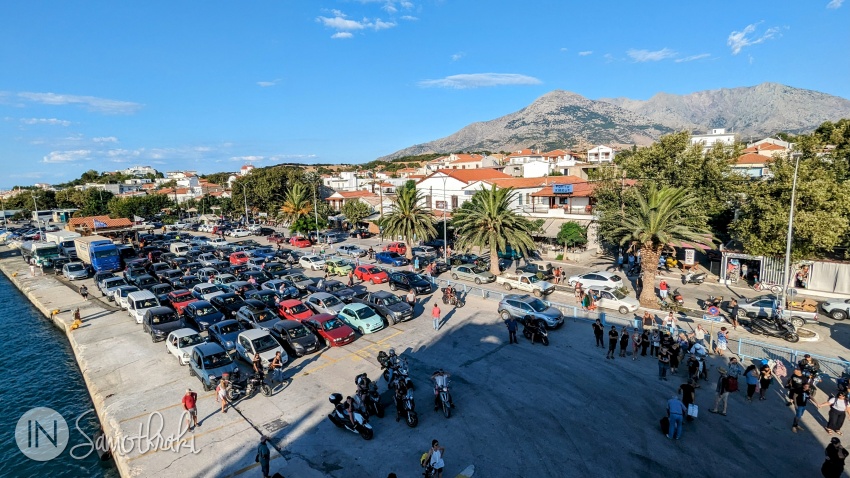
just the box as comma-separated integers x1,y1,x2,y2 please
781,155,801,308
243,184,249,226
313,183,320,245
442,174,448,264
33,193,43,241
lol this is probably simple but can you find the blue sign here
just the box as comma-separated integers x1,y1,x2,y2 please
553,184,573,194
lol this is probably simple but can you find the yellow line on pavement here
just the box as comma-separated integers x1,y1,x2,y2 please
299,330,403,374
125,422,232,462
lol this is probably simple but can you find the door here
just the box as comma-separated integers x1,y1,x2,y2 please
451,196,458,210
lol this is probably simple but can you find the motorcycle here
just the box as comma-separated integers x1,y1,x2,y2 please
378,350,414,390
701,295,723,311
327,393,374,440
682,270,706,285
522,320,549,346
747,315,800,343
433,372,453,418
440,288,465,308
398,387,418,428
354,374,384,418
227,373,272,400
672,288,684,306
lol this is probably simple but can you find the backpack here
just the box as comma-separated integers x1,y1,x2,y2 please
727,376,739,393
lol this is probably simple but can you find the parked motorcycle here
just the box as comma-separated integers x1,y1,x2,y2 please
672,288,684,306
747,315,800,343
440,288,465,308
378,350,414,390
354,374,384,418
682,270,706,285
433,371,453,418
227,373,272,400
522,320,549,346
398,387,418,428
701,295,723,311
327,393,374,440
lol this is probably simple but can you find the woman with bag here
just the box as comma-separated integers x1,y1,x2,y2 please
759,366,774,401
820,391,850,435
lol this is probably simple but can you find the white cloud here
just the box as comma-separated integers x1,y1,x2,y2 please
42,150,92,163
560,48,568,52
373,19,396,30
603,53,615,63
230,155,266,162
317,9,398,38
727,22,784,55
257,79,281,87
418,73,542,89
400,15,418,21
331,32,354,39
17,92,142,114
318,15,367,31
20,118,71,126
626,48,677,62
93,136,118,143
451,52,465,61
675,53,711,63
578,51,593,56
827,0,844,8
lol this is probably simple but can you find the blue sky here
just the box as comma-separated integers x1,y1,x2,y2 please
1,0,848,188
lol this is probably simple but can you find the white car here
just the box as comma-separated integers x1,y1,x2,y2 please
192,283,224,301
165,328,206,365
585,286,640,315
235,329,286,369
568,271,625,290
115,285,141,310
231,229,251,238
209,237,229,248
299,255,326,271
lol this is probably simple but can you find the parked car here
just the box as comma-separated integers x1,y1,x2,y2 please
305,292,346,315
261,279,300,299
235,329,286,368
263,262,289,279
191,282,225,301
239,270,268,286
102,277,130,301
496,272,554,297
301,313,356,347
165,328,206,365
338,303,385,335
207,319,244,352
349,228,373,238
271,320,321,357
235,300,281,331
188,342,240,391
388,271,432,294
210,292,247,319
450,264,496,284
376,251,408,267
412,246,437,259
338,244,367,258
290,237,312,248
351,290,413,324
167,289,198,316
143,306,184,342
183,300,225,331
230,229,251,238
115,285,141,310
821,299,850,321
734,296,818,328
229,251,250,265
244,289,281,310
567,271,625,290
127,290,161,324
282,272,317,291
62,262,90,281
354,265,389,284
150,283,174,305
299,255,326,271
384,242,407,255
585,286,640,315
278,299,313,321
448,253,479,266
497,294,564,329
325,258,354,276
321,280,365,303
517,261,554,280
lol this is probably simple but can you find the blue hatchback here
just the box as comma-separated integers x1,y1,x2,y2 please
376,251,409,267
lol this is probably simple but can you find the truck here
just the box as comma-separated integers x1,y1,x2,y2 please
20,241,62,267
734,296,819,329
45,230,81,259
496,272,555,297
75,235,122,273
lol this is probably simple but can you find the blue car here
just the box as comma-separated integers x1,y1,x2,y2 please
375,251,409,267
207,319,245,352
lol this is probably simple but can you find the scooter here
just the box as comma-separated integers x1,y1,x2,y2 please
398,387,418,428
327,393,374,440
701,295,723,311
683,270,706,285
380,352,415,391
747,315,800,343
522,321,549,346
672,288,684,306
227,373,272,400
441,288,465,308
354,373,384,418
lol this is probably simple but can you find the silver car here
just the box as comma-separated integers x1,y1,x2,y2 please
305,292,346,315
450,264,496,284
62,262,89,281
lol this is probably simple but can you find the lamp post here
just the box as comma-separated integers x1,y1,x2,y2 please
313,183,320,246
442,174,448,265
780,155,801,308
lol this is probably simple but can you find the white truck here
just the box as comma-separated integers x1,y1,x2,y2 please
495,272,555,297
45,230,81,258
20,241,62,267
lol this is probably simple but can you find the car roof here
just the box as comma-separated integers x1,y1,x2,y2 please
127,290,156,299
170,328,200,338
195,342,226,354
280,299,304,307
372,291,392,298
343,303,369,311
190,300,212,307
239,329,270,340
309,313,336,322
504,293,536,302
585,271,617,278
146,306,176,315
275,319,303,330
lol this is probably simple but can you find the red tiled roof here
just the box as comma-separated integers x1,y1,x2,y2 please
531,183,595,198
743,143,786,154
449,154,483,164
141,183,156,189
68,215,133,229
432,168,511,183
735,153,774,165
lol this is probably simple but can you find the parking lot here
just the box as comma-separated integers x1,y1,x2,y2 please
43,230,837,478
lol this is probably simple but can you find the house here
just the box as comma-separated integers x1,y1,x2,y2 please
415,169,511,213
586,145,615,163
323,171,362,191
67,215,133,234
239,165,254,176
742,142,791,158
690,128,736,151
733,153,774,178
121,166,159,177
325,190,380,211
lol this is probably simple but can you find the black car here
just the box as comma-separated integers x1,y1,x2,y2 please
244,289,281,310
135,274,160,290
388,271,433,294
239,270,268,285
448,253,479,266
123,265,148,284
143,306,183,342
235,299,281,330
262,262,289,279
210,293,247,319
271,320,320,357
169,256,190,270
257,227,276,236
150,283,174,305
183,300,225,331
419,257,449,275
322,280,367,303
349,228,373,238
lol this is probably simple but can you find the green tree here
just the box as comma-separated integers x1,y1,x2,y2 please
341,200,372,229
289,215,327,236
381,186,436,259
608,186,714,306
557,221,588,255
452,185,536,275
278,182,313,224
107,194,173,220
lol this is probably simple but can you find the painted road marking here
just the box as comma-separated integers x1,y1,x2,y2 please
299,330,403,375
125,422,233,462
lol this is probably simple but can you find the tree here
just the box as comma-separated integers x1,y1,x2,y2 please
608,186,714,306
452,185,536,275
557,221,587,255
289,215,327,236
381,186,436,259
107,194,173,220
342,200,372,229
279,182,313,224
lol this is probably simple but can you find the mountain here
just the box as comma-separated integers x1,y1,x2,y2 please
380,83,850,160
600,83,850,139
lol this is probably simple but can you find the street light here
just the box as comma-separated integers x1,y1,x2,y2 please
780,155,801,308
313,183,320,246
442,174,448,264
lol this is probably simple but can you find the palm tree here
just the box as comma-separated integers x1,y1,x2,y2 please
609,186,714,306
452,185,536,276
279,182,312,225
382,186,436,259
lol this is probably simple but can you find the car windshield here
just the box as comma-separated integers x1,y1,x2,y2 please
221,296,240,305
289,303,309,314
610,275,622,282
196,306,217,316
152,285,172,294
266,264,284,272
219,323,240,334
384,294,402,305
527,276,540,284
181,335,204,347
252,335,279,352
205,351,232,368
527,298,548,312
220,276,236,283
136,299,158,308
255,312,274,323
472,266,488,274
288,326,310,339
323,296,341,307
410,274,425,282
290,274,307,282
120,288,138,297
611,289,627,300
323,318,345,331
355,308,376,320
93,249,118,259
66,263,85,272
325,282,342,292
153,313,178,324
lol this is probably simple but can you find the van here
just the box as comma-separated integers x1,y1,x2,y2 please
170,242,190,257
127,290,161,324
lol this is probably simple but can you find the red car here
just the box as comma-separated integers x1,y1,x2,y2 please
384,242,407,255
167,289,198,316
267,234,287,244
302,313,356,347
229,251,249,265
278,299,313,321
354,265,389,284
290,237,312,248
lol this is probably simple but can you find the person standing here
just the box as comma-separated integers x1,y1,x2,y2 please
30,263,36,277
406,289,416,309
789,383,817,432
631,329,642,361
822,437,849,478
710,367,731,416
217,373,230,414
574,282,583,303
182,388,199,431
431,302,441,331
650,330,661,357
642,311,654,330
658,346,671,380
729,298,740,331
669,342,681,375
715,327,729,356
619,326,629,357
694,324,707,347
505,316,518,344
679,379,697,422
348,270,355,287
667,394,687,439
744,365,760,402
759,365,774,400
659,280,669,300
640,330,650,356
257,436,271,478
426,440,446,478
820,391,850,436
606,325,619,359
269,351,283,384
592,319,604,348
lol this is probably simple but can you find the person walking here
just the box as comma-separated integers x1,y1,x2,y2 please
820,391,850,436
759,365,774,400
658,346,671,380
667,394,687,440
431,302,441,331
217,373,230,414
505,316,518,344
269,351,283,384
182,388,199,431
30,262,36,277
348,270,355,287
659,280,669,300
79,284,89,300
606,325,619,359
710,367,731,416
619,326,629,357
631,329,642,361
592,319,604,348
574,282,583,303
669,342,681,375
256,436,271,478
789,383,817,433
650,330,661,357
729,298,740,331
425,439,446,478
640,330,650,356
822,437,849,478
679,379,697,421
715,327,729,356
744,365,760,402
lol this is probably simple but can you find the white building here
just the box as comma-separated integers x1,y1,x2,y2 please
586,145,615,163
690,128,736,151
415,169,512,213
122,166,159,177
239,165,255,176
323,171,362,191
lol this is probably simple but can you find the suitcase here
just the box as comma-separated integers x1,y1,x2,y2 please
660,416,669,435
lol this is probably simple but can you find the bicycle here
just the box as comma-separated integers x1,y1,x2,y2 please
752,281,782,294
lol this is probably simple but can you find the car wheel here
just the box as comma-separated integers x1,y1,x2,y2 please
790,317,805,329
504,283,512,291
475,277,482,285
500,310,511,321
831,309,848,321
189,367,195,377
150,333,157,343
389,283,396,291
358,327,365,335
533,290,542,297
619,306,629,315
202,380,211,392
451,273,458,280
